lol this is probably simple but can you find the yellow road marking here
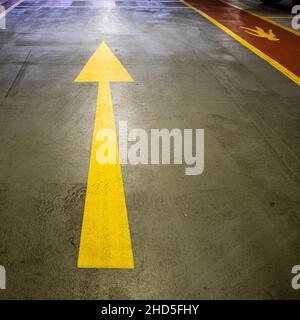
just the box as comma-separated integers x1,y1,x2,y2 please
181,0,300,86
264,16,294,19
240,26,279,41
75,42,134,269
220,0,300,37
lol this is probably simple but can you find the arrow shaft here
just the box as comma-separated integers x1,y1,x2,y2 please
78,82,134,269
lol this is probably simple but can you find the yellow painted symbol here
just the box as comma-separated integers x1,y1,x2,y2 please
75,42,134,269
241,26,280,41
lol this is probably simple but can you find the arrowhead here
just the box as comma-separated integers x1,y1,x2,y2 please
75,42,133,83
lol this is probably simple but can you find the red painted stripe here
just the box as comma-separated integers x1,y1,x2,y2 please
185,0,300,80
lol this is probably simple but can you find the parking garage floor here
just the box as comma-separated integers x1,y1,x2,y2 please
0,0,300,299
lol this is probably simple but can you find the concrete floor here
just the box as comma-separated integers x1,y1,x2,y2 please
0,0,300,299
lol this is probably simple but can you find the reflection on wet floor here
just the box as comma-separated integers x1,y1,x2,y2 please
11,0,187,8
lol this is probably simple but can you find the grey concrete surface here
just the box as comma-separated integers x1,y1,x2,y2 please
0,0,299,299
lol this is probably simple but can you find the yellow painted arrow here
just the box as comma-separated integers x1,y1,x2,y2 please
75,42,134,269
